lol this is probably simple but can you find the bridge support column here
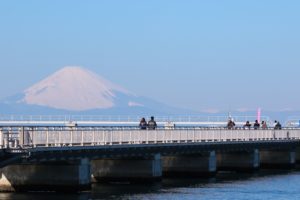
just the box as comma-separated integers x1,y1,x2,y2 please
91,154,162,183
0,158,91,192
260,149,295,169
217,149,260,171
296,147,300,164
162,151,216,177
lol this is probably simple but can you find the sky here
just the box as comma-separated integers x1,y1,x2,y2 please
0,1,300,113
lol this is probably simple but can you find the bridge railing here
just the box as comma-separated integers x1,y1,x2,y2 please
0,127,299,149
0,115,271,124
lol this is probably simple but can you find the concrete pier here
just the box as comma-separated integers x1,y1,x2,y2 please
0,158,91,192
162,151,216,177
217,149,260,171
91,154,162,183
296,147,300,164
260,149,296,169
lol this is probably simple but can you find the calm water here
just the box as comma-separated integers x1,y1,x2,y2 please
1,169,300,200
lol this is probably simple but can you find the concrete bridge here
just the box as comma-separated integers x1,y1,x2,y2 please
0,126,299,192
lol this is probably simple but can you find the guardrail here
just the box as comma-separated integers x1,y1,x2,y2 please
0,127,299,149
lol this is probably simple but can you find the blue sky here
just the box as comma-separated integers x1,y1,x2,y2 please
0,1,299,112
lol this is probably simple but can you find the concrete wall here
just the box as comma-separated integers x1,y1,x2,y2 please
91,154,162,182
0,158,90,192
217,149,259,171
162,151,216,177
260,150,296,168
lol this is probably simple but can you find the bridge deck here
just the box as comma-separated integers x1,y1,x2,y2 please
0,126,299,167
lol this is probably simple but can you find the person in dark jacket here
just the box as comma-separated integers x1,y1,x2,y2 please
139,117,147,130
243,121,251,129
148,116,157,130
227,119,235,129
274,120,282,130
253,120,260,129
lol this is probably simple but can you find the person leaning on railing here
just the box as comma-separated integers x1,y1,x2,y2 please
227,119,235,129
261,121,268,129
148,116,157,130
253,120,260,130
274,120,282,130
139,117,148,130
243,121,251,129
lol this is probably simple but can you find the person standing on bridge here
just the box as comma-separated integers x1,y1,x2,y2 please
148,116,157,130
243,121,251,129
274,120,282,130
253,120,260,129
139,117,148,130
227,119,235,129
262,121,268,129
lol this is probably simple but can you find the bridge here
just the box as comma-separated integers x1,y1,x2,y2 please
0,124,300,192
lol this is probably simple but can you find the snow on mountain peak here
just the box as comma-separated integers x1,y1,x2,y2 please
22,66,133,111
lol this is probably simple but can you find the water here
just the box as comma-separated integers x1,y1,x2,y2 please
1,170,300,200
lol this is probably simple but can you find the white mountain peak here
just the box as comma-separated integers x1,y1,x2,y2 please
22,66,133,111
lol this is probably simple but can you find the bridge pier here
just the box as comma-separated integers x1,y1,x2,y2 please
296,147,300,163
260,149,296,169
91,154,162,183
0,158,90,192
217,149,260,172
162,151,216,177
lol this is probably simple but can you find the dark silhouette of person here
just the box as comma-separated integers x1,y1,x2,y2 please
148,116,157,130
243,121,251,129
274,120,282,130
253,120,260,130
227,119,235,129
139,117,147,130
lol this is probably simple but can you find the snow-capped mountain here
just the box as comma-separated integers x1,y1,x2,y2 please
0,66,190,115
21,66,137,111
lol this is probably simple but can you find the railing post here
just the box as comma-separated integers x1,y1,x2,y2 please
58,131,61,146
46,129,49,147
92,130,95,145
0,130,3,148
146,130,149,144
119,131,122,144
32,129,35,148
81,131,84,146
129,130,132,144
179,130,181,143
110,131,113,145
192,129,195,142
70,130,73,146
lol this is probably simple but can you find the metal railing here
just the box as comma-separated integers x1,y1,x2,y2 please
0,115,273,128
0,126,299,149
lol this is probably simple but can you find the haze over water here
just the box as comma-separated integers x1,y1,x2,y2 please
1,169,299,200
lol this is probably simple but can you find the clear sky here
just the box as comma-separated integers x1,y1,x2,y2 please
0,1,299,112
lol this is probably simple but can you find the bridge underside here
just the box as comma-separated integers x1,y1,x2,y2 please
0,159,90,192
91,154,162,183
162,151,216,177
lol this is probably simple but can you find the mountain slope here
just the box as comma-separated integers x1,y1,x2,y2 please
21,66,134,111
0,66,195,115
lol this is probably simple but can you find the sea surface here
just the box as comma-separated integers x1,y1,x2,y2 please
1,169,300,200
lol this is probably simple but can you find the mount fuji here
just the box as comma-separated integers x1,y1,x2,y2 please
0,66,192,115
